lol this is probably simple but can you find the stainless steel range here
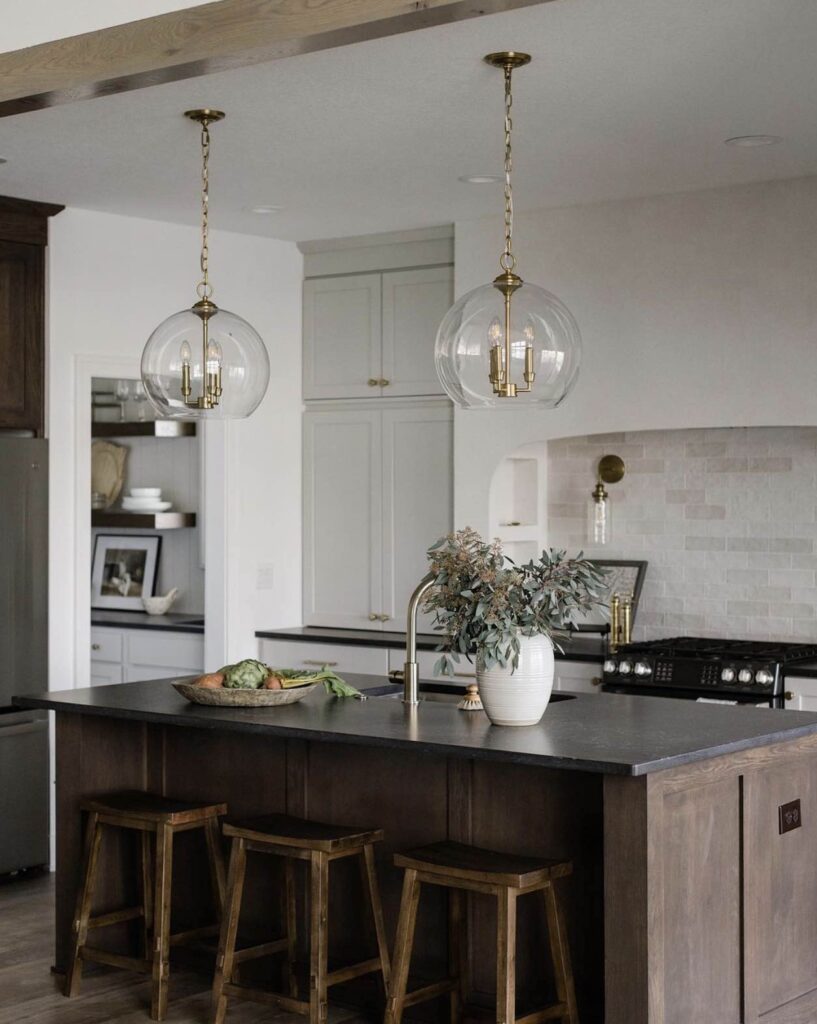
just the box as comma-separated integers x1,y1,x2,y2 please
601,637,817,708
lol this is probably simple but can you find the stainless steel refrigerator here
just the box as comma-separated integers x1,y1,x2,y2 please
0,436,49,874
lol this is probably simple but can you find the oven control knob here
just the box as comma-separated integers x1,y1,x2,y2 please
634,661,652,677
603,659,618,674
755,669,774,686
738,668,753,684
721,667,736,683
618,660,633,675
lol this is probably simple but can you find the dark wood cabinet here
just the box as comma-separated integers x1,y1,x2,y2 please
0,196,62,435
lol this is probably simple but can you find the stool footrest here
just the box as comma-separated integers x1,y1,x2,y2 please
87,907,144,930
516,1005,569,1024
402,977,458,1009
222,982,308,1015
80,947,151,974
169,923,220,947
327,956,383,987
232,937,289,965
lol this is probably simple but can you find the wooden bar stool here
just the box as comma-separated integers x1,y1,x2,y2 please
386,840,579,1024
211,813,391,1024
65,790,227,1021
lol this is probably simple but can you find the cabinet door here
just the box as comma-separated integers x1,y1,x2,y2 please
381,266,452,397
303,408,384,629
784,677,817,711
126,631,204,672
0,241,44,434
303,274,382,399
381,405,453,629
553,660,603,693
90,662,123,687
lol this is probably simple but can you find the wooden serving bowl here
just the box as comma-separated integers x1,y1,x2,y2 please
172,681,319,707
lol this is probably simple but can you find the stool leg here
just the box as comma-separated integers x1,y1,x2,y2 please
64,811,103,998
309,851,329,1024
212,837,247,1024
139,830,154,960
361,844,392,990
204,817,227,918
282,856,298,998
448,888,468,1024
151,823,174,1022
384,868,421,1024
543,882,579,1024
496,888,517,1024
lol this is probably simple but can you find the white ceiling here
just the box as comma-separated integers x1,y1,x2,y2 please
0,0,815,241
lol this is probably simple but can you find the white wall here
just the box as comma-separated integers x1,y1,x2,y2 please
48,207,303,690
453,175,817,535
1,1,203,53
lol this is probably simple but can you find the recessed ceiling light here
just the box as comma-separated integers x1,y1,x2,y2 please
724,135,782,148
250,204,282,214
458,174,503,184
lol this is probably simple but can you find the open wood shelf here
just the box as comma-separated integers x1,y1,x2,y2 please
91,511,196,530
91,421,196,438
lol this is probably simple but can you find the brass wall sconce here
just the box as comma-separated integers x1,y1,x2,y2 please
589,454,625,546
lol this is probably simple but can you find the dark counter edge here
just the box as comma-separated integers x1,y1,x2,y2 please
16,686,817,779
256,626,608,664
92,611,204,634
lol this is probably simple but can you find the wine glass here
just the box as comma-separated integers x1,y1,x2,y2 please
114,380,131,422
132,380,148,422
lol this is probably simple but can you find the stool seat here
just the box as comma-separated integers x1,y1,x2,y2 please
223,813,383,852
82,790,227,825
395,841,572,889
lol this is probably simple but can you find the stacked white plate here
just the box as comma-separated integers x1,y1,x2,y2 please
122,488,172,513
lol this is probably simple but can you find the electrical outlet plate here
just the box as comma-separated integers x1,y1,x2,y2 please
779,798,802,835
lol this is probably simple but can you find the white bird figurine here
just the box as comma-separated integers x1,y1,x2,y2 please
142,588,179,616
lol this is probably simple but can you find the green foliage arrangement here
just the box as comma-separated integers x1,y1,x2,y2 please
422,527,608,675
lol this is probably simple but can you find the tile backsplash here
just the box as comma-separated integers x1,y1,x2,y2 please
547,427,817,642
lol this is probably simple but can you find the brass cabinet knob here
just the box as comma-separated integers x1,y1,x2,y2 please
368,613,379,621
785,692,795,702
380,378,391,387
367,378,379,387
91,643,101,651
591,677,603,687
378,614,391,622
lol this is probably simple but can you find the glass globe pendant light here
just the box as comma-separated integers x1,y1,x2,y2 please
435,53,582,409
141,109,270,420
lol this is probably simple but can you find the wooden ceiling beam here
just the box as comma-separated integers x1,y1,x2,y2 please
0,0,555,120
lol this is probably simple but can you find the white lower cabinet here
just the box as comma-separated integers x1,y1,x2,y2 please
783,676,817,711
258,639,389,678
553,659,603,694
90,626,204,684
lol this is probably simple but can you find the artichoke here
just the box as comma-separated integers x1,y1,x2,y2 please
220,659,270,690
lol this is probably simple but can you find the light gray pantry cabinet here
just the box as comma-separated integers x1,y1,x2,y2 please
303,401,452,630
90,627,203,685
303,265,453,400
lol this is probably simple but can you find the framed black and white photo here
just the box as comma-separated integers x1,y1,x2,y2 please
91,534,161,611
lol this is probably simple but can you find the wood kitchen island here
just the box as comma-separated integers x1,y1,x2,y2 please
16,677,817,1024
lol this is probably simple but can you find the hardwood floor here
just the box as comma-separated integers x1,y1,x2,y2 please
0,873,369,1024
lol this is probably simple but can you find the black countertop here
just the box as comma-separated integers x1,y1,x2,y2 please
16,674,817,777
256,626,608,664
91,611,205,634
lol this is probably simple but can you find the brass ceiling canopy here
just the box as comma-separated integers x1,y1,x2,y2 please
184,108,225,126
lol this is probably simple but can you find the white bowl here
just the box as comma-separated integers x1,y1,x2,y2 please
122,499,172,512
130,487,162,498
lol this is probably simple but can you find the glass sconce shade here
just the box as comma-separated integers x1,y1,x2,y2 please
141,305,270,420
589,490,610,545
434,279,582,409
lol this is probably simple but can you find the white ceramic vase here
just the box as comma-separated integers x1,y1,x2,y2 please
476,634,555,727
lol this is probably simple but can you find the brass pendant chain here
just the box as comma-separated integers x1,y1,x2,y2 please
198,118,212,301
500,65,516,274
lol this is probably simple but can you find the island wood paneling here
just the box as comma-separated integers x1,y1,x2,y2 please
0,0,556,120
